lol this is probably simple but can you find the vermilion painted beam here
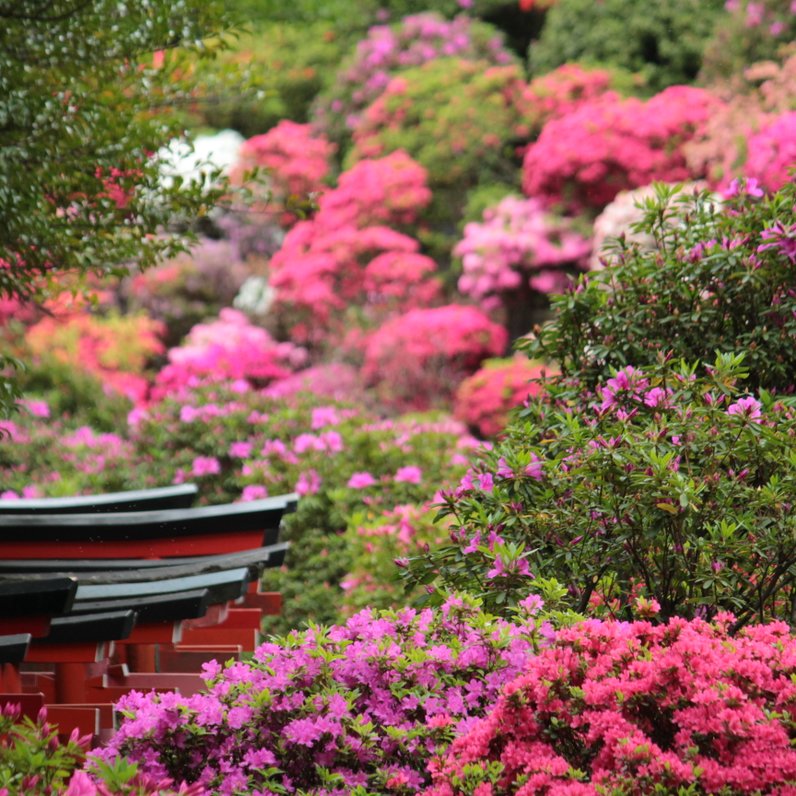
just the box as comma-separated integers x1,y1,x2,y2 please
26,641,107,664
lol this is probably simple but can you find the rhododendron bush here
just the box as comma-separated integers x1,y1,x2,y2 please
530,180,796,392
92,598,552,795
426,616,796,795
349,59,528,220
267,151,438,345
522,86,721,211
312,12,515,145
407,356,796,625
454,195,591,337
453,357,549,438
25,310,164,404
150,309,307,400
123,240,251,347
362,305,508,412
231,120,335,225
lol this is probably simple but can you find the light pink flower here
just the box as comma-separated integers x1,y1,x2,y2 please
395,466,422,484
348,472,377,489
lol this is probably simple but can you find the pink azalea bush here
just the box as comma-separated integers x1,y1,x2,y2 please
455,195,591,314
453,357,550,438
231,120,336,226
150,309,307,400
522,86,722,211
92,597,551,796
267,151,437,345
425,616,796,795
312,12,515,143
362,305,508,412
743,110,796,191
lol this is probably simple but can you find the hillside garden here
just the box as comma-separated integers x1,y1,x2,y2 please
2,0,796,792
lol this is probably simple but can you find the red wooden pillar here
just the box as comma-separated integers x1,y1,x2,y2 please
126,644,157,673
54,663,86,703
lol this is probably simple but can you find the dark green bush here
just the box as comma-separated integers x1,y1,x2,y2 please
527,180,796,394
529,0,725,93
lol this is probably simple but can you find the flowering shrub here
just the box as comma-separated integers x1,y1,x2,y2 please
744,110,796,191
426,616,796,795
94,597,552,795
312,13,515,145
150,309,307,400
123,240,250,347
267,152,437,345
0,703,194,795
349,59,527,223
517,63,626,137
453,357,549,438
25,309,164,403
263,363,365,404
406,356,796,626
528,0,726,92
454,195,591,333
701,0,796,82
231,120,335,226
362,305,508,412
530,180,796,392
124,382,477,629
522,87,722,211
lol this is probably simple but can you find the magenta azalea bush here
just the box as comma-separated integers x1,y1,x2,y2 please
362,305,508,412
522,86,722,211
150,309,308,400
91,597,552,796
425,616,796,795
744,111,796,192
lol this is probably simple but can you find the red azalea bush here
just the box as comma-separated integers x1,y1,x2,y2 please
744,110,796,191
231,120,336,226
362,304,508,412
150,309,307,400
312,12,515,145
425,616,796,795
522,86,722,211
453,357,549,438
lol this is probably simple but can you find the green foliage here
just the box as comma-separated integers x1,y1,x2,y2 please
406,356,796,628
528,0,725,92
348,58,526,242
0,705,89,793
195,23,352,138
526,181,796,394
0,0,231,416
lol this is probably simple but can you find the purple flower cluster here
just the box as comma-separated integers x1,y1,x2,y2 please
93,598,548,795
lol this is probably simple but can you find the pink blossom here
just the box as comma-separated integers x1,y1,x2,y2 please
229,441,253,459
348,472,377,489
296,469,321,496
395,466,422,484
241,485,268,502
726,395,763,422
192,456,221,477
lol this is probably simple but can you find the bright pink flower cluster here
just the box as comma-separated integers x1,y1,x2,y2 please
426,616,796,795
523,86,722,211
362,305,508,411
93,599,548,795
454,357,550,438
743,111,796,192
455,196,591,308
268,151,437,343
151,309,307,400
232,121,335,226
